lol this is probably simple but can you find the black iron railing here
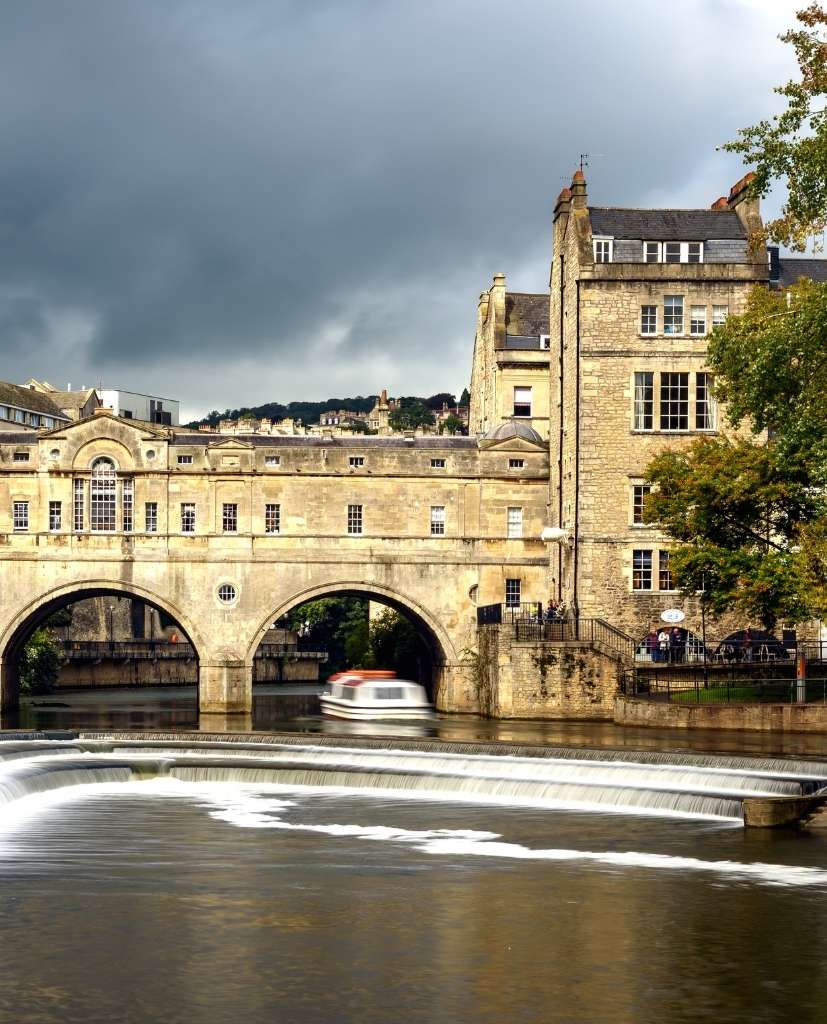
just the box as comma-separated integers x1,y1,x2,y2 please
626,667,827,705
59,640,327,661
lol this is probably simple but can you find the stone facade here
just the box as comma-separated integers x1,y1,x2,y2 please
548,171,773,649
0,409,549,715
469,274,551,440
475,625,620,719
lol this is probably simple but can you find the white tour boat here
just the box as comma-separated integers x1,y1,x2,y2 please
319,671,434,720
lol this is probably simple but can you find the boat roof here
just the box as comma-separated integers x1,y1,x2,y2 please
332,672,419,688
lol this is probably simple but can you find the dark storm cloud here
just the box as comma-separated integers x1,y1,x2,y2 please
0,0,800,416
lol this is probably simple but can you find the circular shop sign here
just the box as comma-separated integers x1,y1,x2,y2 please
660,608,685,624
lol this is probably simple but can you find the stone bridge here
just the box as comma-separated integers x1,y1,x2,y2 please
0,412,550,715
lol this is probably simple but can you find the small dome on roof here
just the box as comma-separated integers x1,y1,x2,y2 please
482,420,545,446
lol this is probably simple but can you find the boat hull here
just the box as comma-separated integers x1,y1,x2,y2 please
319,697,434,721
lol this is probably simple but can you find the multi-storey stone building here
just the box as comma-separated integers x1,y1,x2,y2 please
471,170,827,650
548,170,769,641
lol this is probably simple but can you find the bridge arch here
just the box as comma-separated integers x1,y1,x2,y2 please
0,578,207,711
246,580,456,699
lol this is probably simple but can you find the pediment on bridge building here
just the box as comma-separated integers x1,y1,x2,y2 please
205,437,256,451
41,412,168,441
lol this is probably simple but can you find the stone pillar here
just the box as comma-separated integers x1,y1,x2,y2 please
434,661,477,714
198,655,252,715
0,656,20,714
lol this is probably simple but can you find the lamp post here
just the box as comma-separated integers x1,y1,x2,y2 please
108,604,115,651
700,573,709,691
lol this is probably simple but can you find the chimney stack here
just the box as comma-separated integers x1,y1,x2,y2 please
570,169,587,210
554,186,572,223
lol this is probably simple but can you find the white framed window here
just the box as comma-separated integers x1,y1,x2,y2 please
660,372,689,431
540,334,551,349
90,457,117,532
645,241,703,263
664,295,684,335
264,455,280,467
265,503,280,534
641,305,657,335
73,478,85,532
505,578,521,607
633,371,654,431
13,501,28,532
121,478,133,533
177,454,193,465
513,386,532,417
644,241,661,263
696,372,717,430
49,501,61,532
632,485,651,525
712,304,728,327
217,583,237,604
430,506,445,535
180,503,196,534
507,507,523,539
347,504,363,535
659,550,674,591
222,502,238,533
349,456,365,468
13,451,29,462
508,458,525,470
632,549,653,591
430,458,446,469
145,502,158,533
690,305,707,336
593,237,613,263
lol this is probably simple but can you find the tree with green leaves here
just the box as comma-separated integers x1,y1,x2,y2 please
389,399,436,432
459,387,471,407
369,608,423,680
724,3,827,249
645,280,827,628
438,413,466,436
19,628,62,695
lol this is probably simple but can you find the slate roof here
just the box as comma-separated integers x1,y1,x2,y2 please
504,292,548,336
51,388,98,412
170,432,478,449
589,208,746,241
778,258,827,287
0,431,36,444
0,381,67,418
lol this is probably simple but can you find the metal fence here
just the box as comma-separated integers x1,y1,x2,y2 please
60,640,326,662
625,667,827,705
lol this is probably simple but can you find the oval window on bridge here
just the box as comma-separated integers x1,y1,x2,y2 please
217,584,237,604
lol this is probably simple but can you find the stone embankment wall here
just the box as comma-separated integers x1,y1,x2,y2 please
615,694,827,733
475,626,621,719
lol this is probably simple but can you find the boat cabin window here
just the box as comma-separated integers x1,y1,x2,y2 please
374,687,404,700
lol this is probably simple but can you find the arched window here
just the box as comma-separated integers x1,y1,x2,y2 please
90,457,117,531
73,457,134,534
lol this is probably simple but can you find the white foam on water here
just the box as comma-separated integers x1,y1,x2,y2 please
0,774,824,890
196,787,827,889
412,838,827,887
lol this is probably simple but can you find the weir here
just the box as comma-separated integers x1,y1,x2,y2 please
2,736,826,824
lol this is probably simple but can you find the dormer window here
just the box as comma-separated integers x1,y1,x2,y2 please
644,241,703,264
593,237,613,263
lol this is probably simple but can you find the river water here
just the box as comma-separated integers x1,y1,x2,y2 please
2,734,827,1023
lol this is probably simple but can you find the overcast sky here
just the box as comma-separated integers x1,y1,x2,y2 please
0,0,803,420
